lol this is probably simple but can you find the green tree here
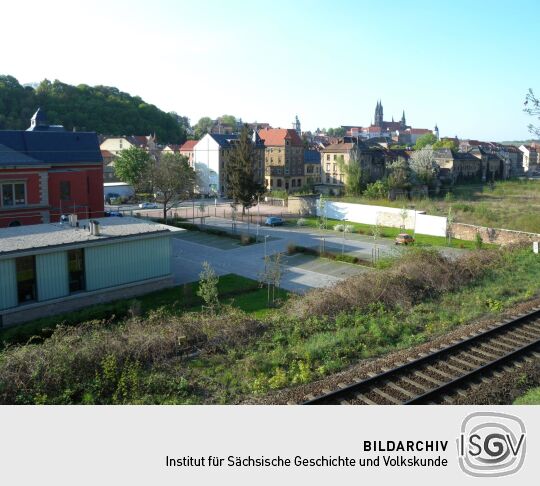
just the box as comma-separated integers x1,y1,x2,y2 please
193,117,214,139
414,133,438,150
326,127,346,137
338,152,364,196
0,75,187,143
524,89,540,136
151,152,196,221
433,139,458,150
387,158,411,191
113,147,151,190
196,261,220,314
225,125,265,214
219,114,237,127
409,146,438,186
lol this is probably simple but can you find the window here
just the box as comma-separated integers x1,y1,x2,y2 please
298,179,301,186
326,163,330,172
60,181,71,201
277,179,282,187
326,154,330,161
333,155,337,161
68,249,85,293
1,182,26,207
292,180,296,187
16,256,37,304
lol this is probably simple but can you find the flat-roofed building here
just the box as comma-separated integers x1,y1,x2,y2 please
0,217,181,327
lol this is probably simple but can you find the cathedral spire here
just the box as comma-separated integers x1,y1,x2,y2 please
400,110,406,129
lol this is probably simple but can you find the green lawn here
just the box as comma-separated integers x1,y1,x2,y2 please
0,274,287,346
289,216,484,249
513,387,540,405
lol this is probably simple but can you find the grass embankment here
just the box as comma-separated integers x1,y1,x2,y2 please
513,387,540,405
336,179,540,233
1,246,540,404
289,216,483,249
0,275,284,347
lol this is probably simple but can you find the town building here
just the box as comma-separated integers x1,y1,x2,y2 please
519,144,539,173
0,109,104,228
319,139,386,194
258,128,304,191
303,150,322,186
99,134,158,156
193,132,265,196
0,217,179,327
179,140,197,167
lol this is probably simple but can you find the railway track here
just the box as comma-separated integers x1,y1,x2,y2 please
303,307,540,405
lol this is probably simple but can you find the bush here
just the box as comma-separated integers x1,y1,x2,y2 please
285,248,502,319
475,232,483,249
240,234,255,245
297,218,307,227
0,308,265,404
334,224,345,232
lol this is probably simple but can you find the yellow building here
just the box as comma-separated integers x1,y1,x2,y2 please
258,128,305,191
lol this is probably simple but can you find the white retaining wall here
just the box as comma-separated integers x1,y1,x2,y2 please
317,201,447,237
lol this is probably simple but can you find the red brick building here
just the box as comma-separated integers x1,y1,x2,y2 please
0,109,103,228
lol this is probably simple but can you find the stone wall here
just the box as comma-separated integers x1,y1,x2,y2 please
287,195,319,215
450,222,540,245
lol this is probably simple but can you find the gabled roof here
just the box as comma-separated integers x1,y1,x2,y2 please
0,143,43,166
208,133,239,148
322,142,356,153
0,130,102,165
257,128,303,147
180,140,198,151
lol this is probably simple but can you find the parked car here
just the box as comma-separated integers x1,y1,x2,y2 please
264,216,284,227
138,202,159,209
395,233,415,245
104,210,124,217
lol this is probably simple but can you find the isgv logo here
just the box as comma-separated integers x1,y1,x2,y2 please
457,412,526,477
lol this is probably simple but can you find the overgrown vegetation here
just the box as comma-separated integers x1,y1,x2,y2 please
2,246,540,404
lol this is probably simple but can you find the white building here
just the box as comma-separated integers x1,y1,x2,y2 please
193,133,238,196
519,144,539,173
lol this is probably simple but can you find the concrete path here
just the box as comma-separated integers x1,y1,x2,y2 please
170,218,466,293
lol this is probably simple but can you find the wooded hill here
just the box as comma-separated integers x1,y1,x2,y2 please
0,75,187,144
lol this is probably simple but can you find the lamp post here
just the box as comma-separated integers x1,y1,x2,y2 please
264,235,270,258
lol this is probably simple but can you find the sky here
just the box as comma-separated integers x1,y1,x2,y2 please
1,0,539,141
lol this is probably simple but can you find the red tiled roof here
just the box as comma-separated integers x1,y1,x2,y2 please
101,150,114,158
408,128,432,135
180,140,197,151
258,128,303,147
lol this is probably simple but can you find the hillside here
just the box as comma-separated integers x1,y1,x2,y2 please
0,75,187,144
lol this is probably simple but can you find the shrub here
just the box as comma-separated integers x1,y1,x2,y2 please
296,218,307,227
475,232,483,249
284,248,502,319
240,234,255,245
334,224,345,232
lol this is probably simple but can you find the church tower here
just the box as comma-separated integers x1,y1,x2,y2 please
434,124,439,141
293,115,301,136
400,110,407,129
374,100,383,127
